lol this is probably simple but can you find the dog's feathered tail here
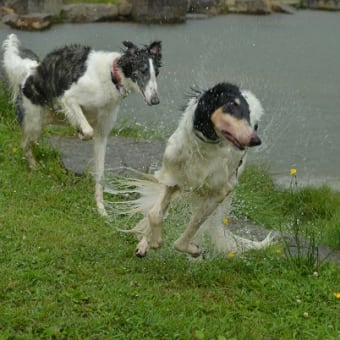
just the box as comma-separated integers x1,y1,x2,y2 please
105,169,166,233
2,34,39,101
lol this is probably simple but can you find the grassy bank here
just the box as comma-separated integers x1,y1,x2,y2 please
0,84,339,338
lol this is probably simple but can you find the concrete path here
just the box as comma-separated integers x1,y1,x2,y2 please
48,135,165,176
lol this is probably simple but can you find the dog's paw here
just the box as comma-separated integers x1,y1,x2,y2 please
96,202,108,217
149,238,162,250
78,126,94,140
136,238,149,257
135,248,147,257
28,159,38,170
187,242,202,257
174,240,202,257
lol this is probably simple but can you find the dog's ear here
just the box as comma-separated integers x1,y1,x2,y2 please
122,41,138,55
148,41,161,56
148,41,162,67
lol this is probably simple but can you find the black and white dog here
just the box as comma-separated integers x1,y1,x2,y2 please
113,83,274,257
2,34,162,216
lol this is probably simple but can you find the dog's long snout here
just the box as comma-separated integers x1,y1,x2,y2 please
150,95,160,105
249,134,261,147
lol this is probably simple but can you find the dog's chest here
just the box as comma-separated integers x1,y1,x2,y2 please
188,147,241,192
157,137,243,194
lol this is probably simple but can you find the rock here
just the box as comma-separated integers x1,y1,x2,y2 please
0,0,62,16
188,0,223,15
28,0,62,16
130,0,188,23
188,0,272,14
226,0,272,14
3,12,52,30
61,4,119,23
186,12,211,19
0,6,15,17
270,0,295,13
118,0,133,17
301,0,340,10
282,234,340,265
0,0,28,14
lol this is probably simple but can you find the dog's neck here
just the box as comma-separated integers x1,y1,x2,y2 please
111,58,127,96
193,129,222,145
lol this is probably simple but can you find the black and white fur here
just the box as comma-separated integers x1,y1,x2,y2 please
114,83,274,257
2,34,162,216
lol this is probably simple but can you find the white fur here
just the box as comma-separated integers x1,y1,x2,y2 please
143,58,158,104
111,90,274,257
241,90,264,127
2,34,38,100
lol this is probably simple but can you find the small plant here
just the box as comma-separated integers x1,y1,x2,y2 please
283,168,322,272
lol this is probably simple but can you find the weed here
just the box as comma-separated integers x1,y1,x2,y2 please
283,168,322,271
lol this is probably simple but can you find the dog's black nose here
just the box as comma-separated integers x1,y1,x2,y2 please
249,135,261,147
150,96,160,105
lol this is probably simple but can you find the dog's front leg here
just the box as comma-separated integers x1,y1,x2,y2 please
174,194,225,257
61,97,93,139
93,134,108,216
136,185,177,257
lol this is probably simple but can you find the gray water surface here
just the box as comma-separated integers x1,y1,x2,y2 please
1,10,339,188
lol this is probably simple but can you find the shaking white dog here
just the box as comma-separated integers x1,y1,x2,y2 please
112,83,274,257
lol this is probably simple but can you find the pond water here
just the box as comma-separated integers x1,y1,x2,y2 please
1,10,339,188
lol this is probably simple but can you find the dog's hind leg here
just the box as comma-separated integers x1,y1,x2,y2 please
20,95,43,169
174,193,226,257
136,185,176,257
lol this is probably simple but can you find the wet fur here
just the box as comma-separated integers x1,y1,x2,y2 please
114,83,274,257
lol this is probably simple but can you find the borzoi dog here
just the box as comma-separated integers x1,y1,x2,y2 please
113,83,274,257
2,34,162,216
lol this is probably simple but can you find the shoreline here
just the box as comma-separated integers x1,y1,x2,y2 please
1,0,339,31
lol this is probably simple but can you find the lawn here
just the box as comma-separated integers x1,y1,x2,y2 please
0,82,339,339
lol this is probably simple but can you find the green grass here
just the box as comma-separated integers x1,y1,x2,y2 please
233,166,340,251
0,83,339,339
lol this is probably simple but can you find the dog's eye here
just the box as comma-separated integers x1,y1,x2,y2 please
254,123,259,131
228,101,239,109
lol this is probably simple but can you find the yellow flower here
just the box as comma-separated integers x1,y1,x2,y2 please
12,147,17,154
276,249,282,255
227,252,235,258
290,168,297,176
334,292,340,299
222,218,229,225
